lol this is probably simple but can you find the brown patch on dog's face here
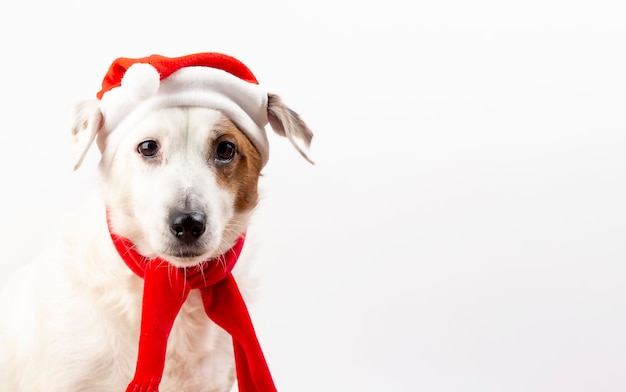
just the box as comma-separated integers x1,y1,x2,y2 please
209,115,263,213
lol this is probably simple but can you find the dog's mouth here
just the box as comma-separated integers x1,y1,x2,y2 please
159,243,214,267
166,249,205,259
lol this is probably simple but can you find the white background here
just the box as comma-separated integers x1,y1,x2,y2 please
1,1,625,391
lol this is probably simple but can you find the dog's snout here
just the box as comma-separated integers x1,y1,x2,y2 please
169,211,206,244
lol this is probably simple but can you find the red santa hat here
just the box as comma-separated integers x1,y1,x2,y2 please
96,53,270,166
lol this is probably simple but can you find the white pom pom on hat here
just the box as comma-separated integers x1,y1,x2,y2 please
121,63,160,101
96,53,270,166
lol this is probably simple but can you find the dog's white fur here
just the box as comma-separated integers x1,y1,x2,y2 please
0,93,313,391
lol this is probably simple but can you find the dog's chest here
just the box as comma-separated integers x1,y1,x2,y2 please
161,291,236,390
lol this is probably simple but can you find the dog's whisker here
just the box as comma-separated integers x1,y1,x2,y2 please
199,261,208,287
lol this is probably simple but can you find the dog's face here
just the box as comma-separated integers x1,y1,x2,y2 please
71,94,313,268
103,107,262,267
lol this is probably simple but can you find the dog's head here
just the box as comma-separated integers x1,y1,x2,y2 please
69,53,313,267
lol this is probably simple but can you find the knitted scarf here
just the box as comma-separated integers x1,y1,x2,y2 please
107,214,277,392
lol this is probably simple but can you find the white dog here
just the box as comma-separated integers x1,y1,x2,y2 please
0,53,313,391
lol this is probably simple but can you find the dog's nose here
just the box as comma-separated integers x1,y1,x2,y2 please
169,211,206,244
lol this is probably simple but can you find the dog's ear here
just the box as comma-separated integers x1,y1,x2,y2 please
267,93,314,164
69,99,103,170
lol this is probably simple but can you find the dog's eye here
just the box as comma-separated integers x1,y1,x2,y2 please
215,141,236,162
137,140,159,158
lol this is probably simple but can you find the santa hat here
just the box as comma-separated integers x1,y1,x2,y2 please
96,53,270,166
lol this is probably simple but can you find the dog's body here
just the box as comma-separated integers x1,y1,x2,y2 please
0,56,313,391
0,187,240,391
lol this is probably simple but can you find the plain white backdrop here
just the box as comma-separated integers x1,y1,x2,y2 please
1,1,625,391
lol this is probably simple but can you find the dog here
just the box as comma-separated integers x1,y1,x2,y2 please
0,53,313,391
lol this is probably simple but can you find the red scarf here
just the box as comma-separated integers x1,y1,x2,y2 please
107,213,277,392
